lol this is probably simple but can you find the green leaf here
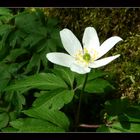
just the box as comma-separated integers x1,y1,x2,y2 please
96,125,110,132
8,30,26,48
15,12,47,35
25,90,74,131
0,8,12,16
5,73,68,91
5,48,28,62
11,93,26,112
88,69,107,81
0,27,13,60
33,89,74,109
45,38,57,52
104,98,129,116
98,115,140,132
53,66,75,89
47,17,59,27
1,127,18,132
0,62,27,91
0,8,13,23
0,25,12,36
0,112,9,129
24,53,40,74
110,121,140,132
22,34,45,48
0,63,11,91
84,78,115,94
23,107,70,131
75,69,107,89
118,114,131,129
10,118,64,132
9,111,19,122
125,106,140,121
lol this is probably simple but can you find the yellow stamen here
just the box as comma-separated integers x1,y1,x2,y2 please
75,48,98,67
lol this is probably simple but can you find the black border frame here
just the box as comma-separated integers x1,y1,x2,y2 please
0,1,140,139
0,0,140,7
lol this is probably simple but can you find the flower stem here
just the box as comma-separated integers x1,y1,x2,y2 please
75,73,88,131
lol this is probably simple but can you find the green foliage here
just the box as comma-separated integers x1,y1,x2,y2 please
10,118,64,132
97,98,140,132
53,66,75,89
33,90,74,109
23,106,70,131
0,8,13,24
74,69,114,95
84,79,114,94
0,113,9,129
0,8,66,132
5,73,68,92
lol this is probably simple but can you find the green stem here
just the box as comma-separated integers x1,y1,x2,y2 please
75,73,88,131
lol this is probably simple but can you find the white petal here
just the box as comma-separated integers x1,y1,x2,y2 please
89,54,120,68
82,27,100,51
96,36,122,59
46,53,74,68
60,28,82,57
70,63,91,74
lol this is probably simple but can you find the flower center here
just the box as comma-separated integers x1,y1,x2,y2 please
83,53,91,62
75,48,98,67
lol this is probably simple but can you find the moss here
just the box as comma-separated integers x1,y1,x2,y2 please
105,34,140,102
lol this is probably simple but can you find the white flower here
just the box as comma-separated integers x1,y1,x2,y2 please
46,27,123,74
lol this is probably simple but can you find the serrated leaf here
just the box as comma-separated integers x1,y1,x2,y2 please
0,112,9,129
12,93,26,112
22,34,44,48
0,28,13,60
5,73,68,91
25,90,74,131
8,30,26,48
24,53,40,74
53,66,75,89
84,78,115,94
5,48,28,62
0,8,13,24
23,108,70,131
15,12,47,35
0,63,11,91
0,62,26,91
0,25,12,36
33,89,74,109
10,118,64,132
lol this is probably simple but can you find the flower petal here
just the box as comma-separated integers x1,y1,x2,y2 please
46,52,74,67
70,63,91,74
89,54,120,68
96,36,122,59
82,27,100,51
60,28,82,57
